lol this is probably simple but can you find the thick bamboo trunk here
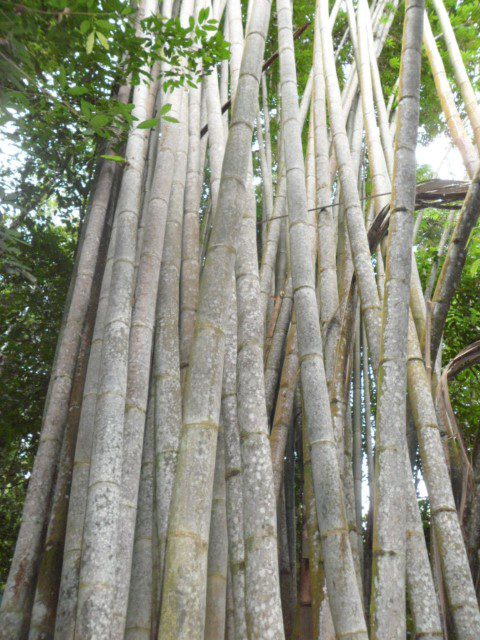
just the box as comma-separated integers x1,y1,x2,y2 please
28,177,116,640
370,1,424,636
278,0,368,636
0,96,130,640
205,425,228,640
158,2,273,636
222,280,247,640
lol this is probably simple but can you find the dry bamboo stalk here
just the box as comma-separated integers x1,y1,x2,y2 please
407,314,480,637
28,178,116,640
270,315,299,499
424,210,456,302
405,451,443,639
429,164,480,365
179,82,203,381
370,1,424,633
158,2,273,635
236,181,285,638
205,424,228,640
124,392,154,640
222,278,247,640
264,277,293,419
430,0,480,152
423,13,478,179
313,10,339,380
278,0,368,635
319,0,382,374
0,83,134,640
352,312,363,537
152,93,189,596
301,389,326,640
112,86,188,637
55,217,120,639
257,108,273,250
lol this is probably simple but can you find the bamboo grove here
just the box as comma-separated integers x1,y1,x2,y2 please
2,0,480,638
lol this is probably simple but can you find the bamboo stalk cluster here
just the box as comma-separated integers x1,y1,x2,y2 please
2,0,480,638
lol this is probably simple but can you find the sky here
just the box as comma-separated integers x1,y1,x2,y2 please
416,132,468,181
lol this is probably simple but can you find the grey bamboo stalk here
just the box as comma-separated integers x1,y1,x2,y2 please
424,209,455,302
319,0,382,374
404,451,443,639
362,325,374,504
257,109,273,250
259,153,287,322
301,392,326,640
407,314,480,637
70,4,159,633
180,83,203,380
28,183,116,640
157,2,273,636
429,163,480,365
225,572,235,640
352,311,363,536
0,97,131,640
235,185,286,637
357,0,391,213
206,66,226,213
278,488,295,637
112,87,188,638
278,0,368,636
423,13,478,179
343,382,364,586
225,1,285,632
124,392,154,640
222,279,247,640
152,94,189,596
54,220,119,640
370,2,424,635
205,424,228,640
270,314,299,499
275,215,288,299
264,277,293,419
313,12,339,380
135,62,164,270
261,73,272,175
362,0,395,176
258,44,315,326
339,0,400,142
430,0,480,152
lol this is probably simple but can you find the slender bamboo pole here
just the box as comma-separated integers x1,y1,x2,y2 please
429,164,480,365
430,0,480,152
423,13,478,179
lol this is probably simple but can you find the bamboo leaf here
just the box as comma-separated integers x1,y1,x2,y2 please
100,154,126,163
137,118,159,129
97,32,109,50
86,31,95,54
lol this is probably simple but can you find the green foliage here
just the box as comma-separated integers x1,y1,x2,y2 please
0,433,37,589
0,220,75,587
0,0,229,231
415,207,480,451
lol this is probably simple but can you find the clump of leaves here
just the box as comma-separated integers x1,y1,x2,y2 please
0,0,230,228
